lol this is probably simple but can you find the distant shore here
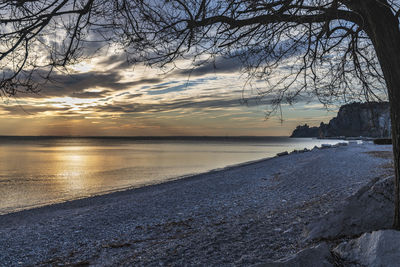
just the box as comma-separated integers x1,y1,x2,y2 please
0,142,392,266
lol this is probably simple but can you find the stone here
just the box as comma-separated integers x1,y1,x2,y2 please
334,230,400,267
291,102,391,138
276,151,289,157
312,146,319,151
321,144,332,149
305,176,394,242
260,242,333,267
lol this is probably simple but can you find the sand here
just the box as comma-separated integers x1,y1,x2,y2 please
0,142,392,266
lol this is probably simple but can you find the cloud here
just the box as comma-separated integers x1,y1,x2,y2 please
94,95,273,114
1,105,71,115
123,93,143,99
146,82,194,95
71,90,112,98
141,77,221,96
26,70,162,99
174,57,242,77
97,54,133,70
115,91,143,99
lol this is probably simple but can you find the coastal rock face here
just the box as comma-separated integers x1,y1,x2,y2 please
291,102,391,138
333,230,400,267
320,102,391,138
262,242,333,267
305,176,394,241
290,124,319,138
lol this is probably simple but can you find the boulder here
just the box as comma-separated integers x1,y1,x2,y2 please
311,146,319,151
260,242,333,267
276,151,289,157
321,144,332,149
333,230,400,267
305,176,394,242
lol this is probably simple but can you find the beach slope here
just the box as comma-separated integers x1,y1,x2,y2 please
0,143,392,266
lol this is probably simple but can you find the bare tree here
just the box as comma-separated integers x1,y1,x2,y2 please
2,0,400,227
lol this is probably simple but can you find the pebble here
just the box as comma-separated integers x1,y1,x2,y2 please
0,143,392,266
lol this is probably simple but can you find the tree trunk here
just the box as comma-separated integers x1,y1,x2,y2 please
356,1,400,229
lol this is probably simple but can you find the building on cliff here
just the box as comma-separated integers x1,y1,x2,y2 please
291,102,391,138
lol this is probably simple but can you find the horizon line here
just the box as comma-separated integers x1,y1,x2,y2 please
0,135,290,138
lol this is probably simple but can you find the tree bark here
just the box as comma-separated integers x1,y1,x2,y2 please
356,1,400,229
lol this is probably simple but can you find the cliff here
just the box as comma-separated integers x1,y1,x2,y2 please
291,102,391,138
290,124,320,138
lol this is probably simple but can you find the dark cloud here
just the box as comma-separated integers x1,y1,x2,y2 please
1,92,278,118
142,80,180,90
124,93,143,99
147,83,189,95
1,105,70,115
98,54,126,66
143,78,219,95
98,54,130,69
97,53,141,71
27,70,162,99
115,91,143,99
72,90,112,98
93,95,272,114
174,57,242,77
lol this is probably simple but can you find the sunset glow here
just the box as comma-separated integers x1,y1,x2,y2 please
0,53,337,136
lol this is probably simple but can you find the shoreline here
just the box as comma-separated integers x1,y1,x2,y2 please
0,140,341,216
0,142,391,266
0,153,280,217
0,136,346,216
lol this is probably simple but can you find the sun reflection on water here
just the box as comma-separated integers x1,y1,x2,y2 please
0,137,345,214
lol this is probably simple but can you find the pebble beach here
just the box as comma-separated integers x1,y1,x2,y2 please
0,142,392,266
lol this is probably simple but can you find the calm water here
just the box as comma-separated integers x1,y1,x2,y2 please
0,136,343,214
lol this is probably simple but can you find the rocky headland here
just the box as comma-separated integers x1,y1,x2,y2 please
291,102,391,138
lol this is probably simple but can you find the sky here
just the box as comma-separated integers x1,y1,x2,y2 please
0,51,339,136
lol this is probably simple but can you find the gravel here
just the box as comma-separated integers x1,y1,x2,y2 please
0,143,392,266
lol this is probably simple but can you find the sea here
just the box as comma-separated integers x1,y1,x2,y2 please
0,136,344,215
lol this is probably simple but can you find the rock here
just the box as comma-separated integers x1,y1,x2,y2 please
291,102,391,138
277,151,289,157
235,254,261,265
290,124,320,138
312,146,319,151
333,230,400,267
321,144,332,149
260,242,333,267
338,142,348,146
283,227,293,234
374,138,392,145
294,148,310,153
305,176,394,242
322,102,391,138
